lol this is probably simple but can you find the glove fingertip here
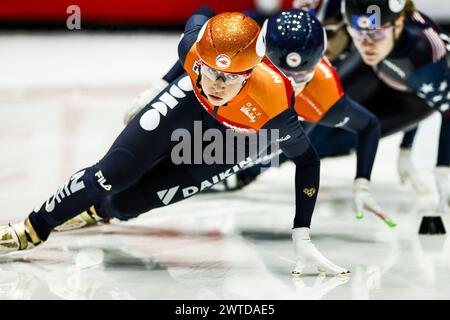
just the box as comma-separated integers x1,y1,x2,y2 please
384,219,397,228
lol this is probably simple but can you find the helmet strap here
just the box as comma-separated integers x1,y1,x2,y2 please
195,65,209,99
392,23,396,49
196,65,203,86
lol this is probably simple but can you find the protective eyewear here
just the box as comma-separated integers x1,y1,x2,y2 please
198,60,252,84
347,25,394,42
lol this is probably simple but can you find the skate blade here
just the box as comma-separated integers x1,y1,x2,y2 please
337,270,351,277
291,270,302,278
317,266,351,277
53,220,110,232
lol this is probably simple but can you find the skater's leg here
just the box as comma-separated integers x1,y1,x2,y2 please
1,74,201,251
98,157,253,221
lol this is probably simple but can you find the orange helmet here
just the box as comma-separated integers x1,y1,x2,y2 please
196,12,266,73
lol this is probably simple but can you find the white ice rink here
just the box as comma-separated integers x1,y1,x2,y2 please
0,31,449,300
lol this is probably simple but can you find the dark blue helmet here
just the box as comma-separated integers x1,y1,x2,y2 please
265,9,327,72
343,0,406,30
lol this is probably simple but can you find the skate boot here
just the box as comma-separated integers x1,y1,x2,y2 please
0,218,43,254
54,206,109,232
292,228,350,277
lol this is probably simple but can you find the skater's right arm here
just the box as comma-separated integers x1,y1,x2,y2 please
165,5,217,82
178,6,216,66
268,110,351,276
161,61,185,84
318,96,395,226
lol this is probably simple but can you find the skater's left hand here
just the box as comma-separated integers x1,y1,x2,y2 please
291,228,350,277
353,178,397,228
435,166,449,214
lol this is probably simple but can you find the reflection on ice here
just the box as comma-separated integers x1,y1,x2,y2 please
0,32,449,300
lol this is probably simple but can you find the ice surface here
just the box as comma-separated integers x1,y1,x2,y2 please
0,32,448,300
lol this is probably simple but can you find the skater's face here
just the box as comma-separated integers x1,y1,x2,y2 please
281,68,315,94
200,63,251,106
349,17,404,66
292,0,322,11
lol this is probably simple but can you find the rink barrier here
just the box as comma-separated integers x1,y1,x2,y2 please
0,0,254,26
418,216,446,235
1,2,449,30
